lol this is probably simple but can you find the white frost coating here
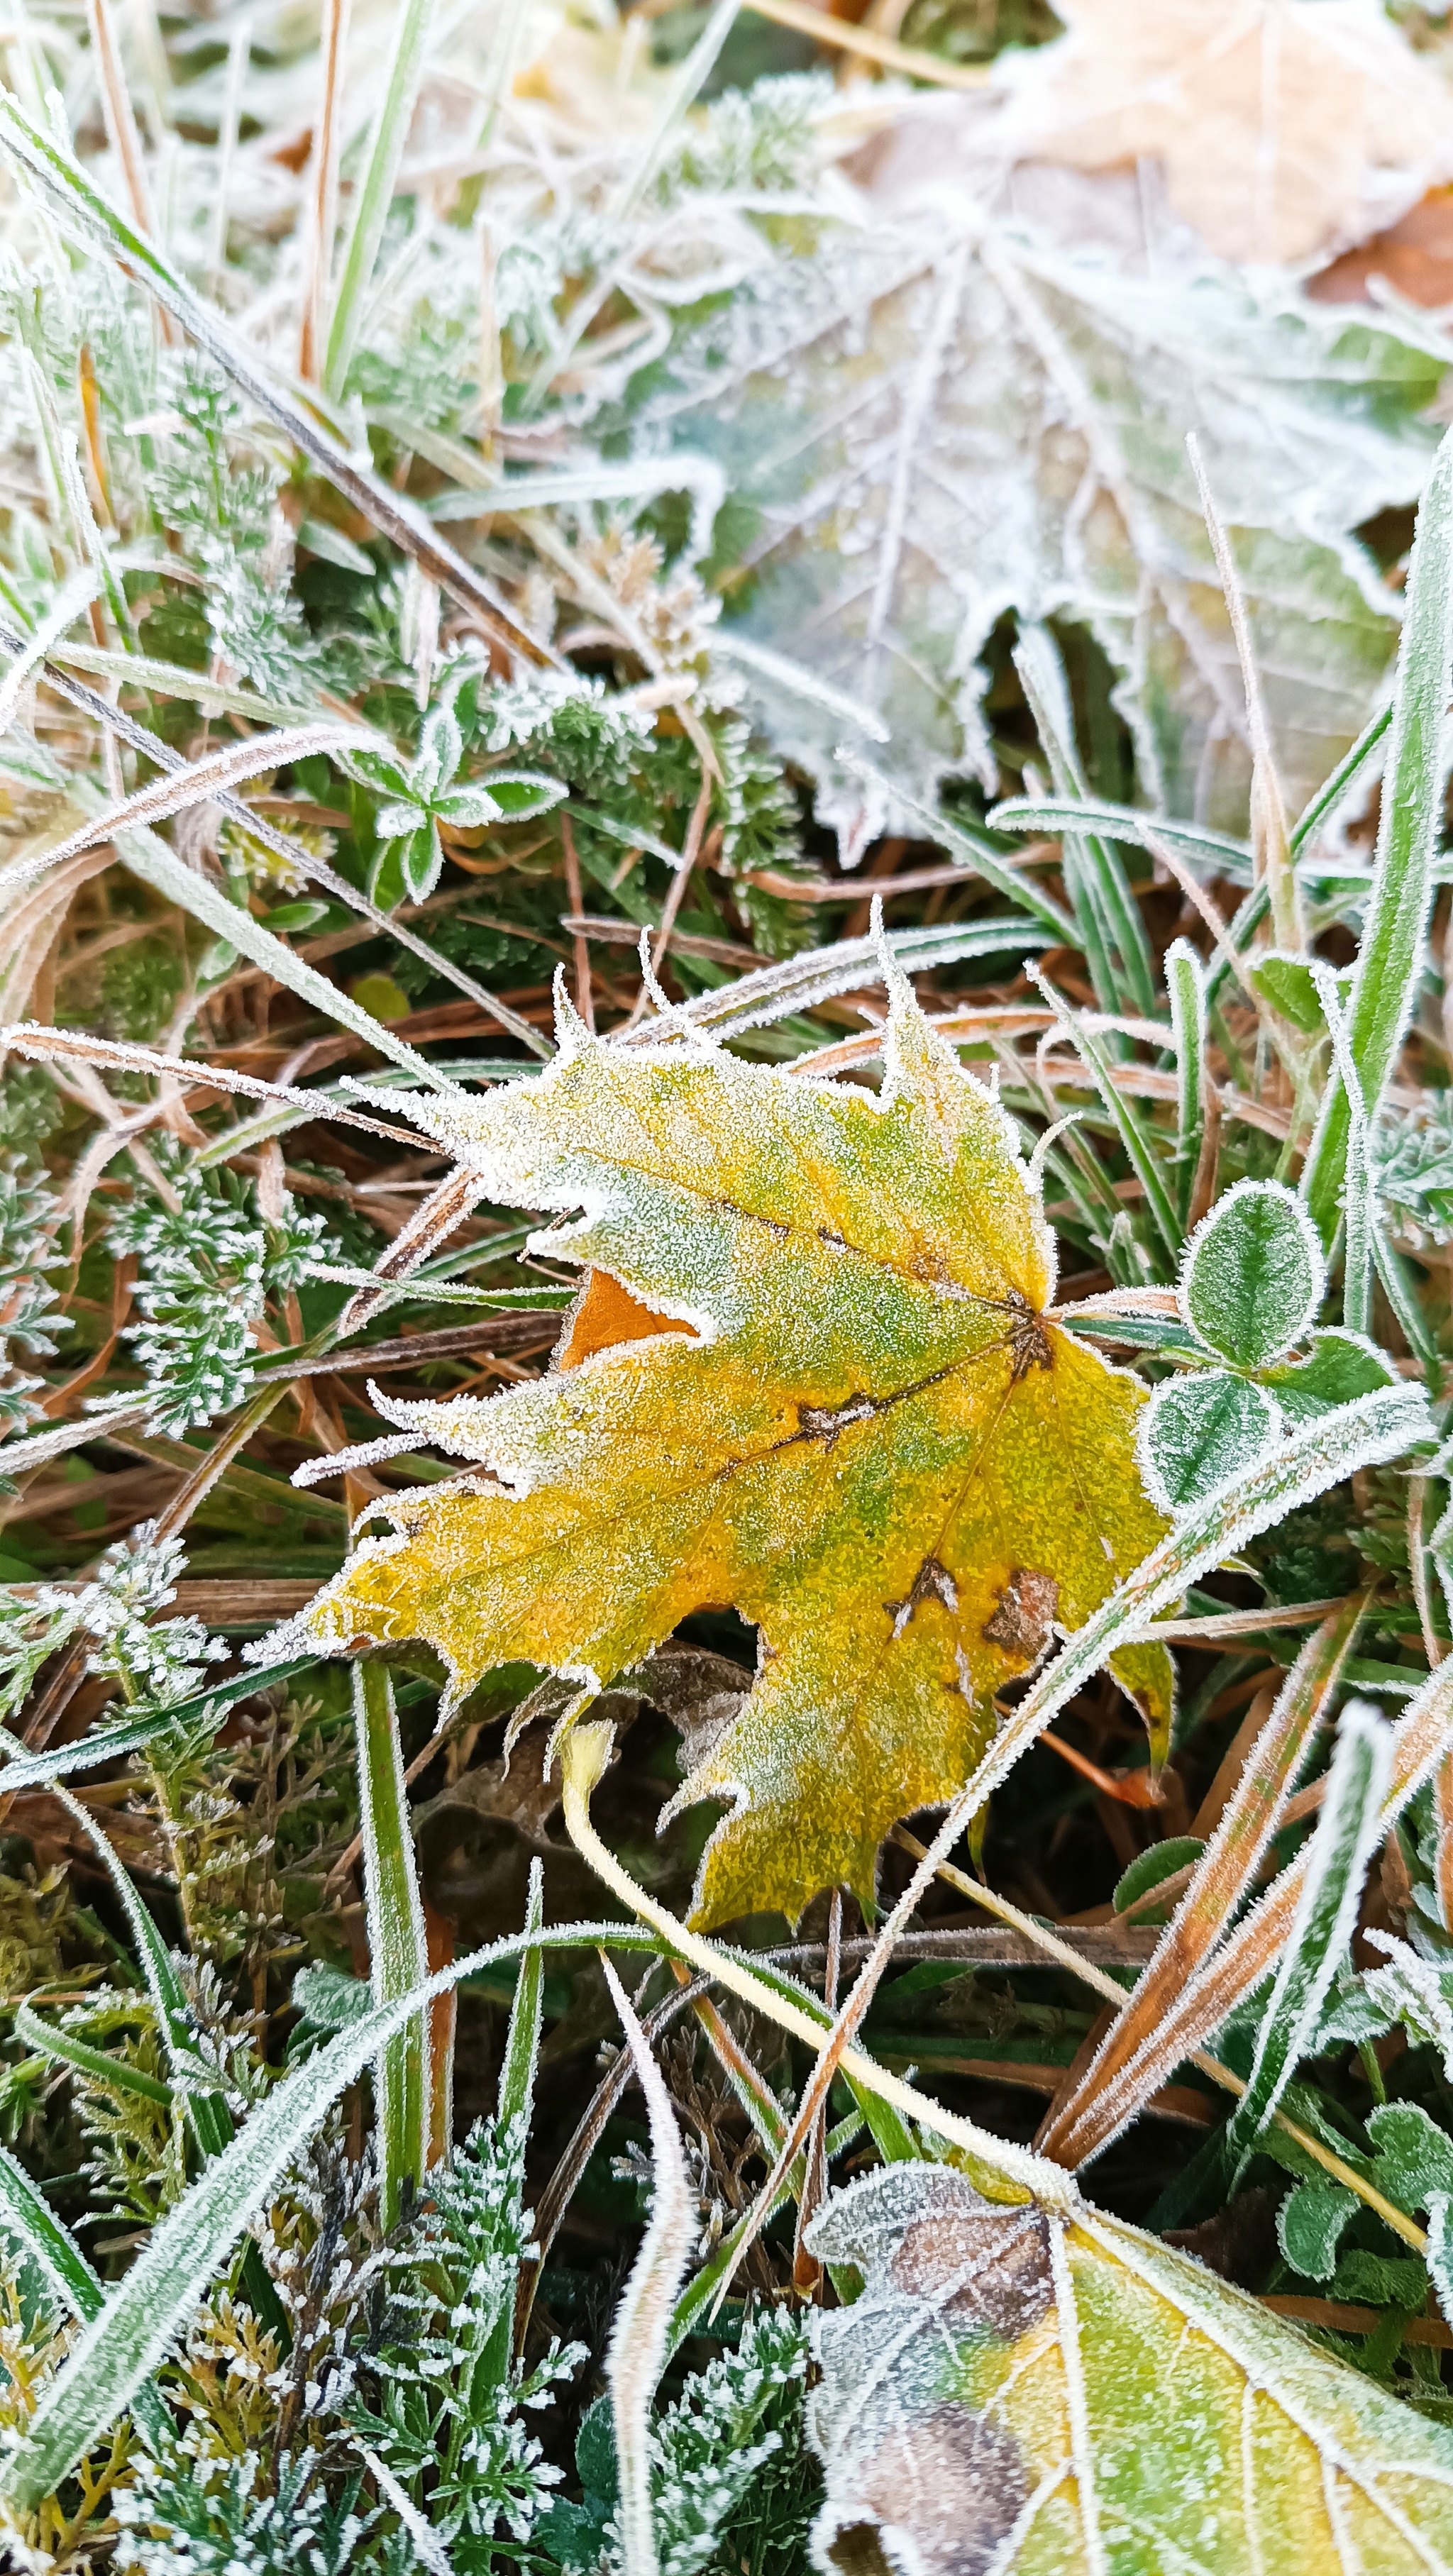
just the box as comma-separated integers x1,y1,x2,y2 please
1177,1175,1326,1368
602,1959,695,2576
356,2444,457,2576
1137,1369,1282,1517
1362,1931,1453,2081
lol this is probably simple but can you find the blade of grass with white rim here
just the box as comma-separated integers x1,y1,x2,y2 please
0,1916,663,2514
1223,1701,1393,2176
0,1661,317,1789
12,2001,173,2108
1304,422,1453,1246
601,1956,695,2576
48,641,313,725
23,1792,294,2346
1288,702,1392,858
0,722,387,890
0,89,550,660
1015,626,1157,1019
1166,936,1208,1229
109,817,456,1089
6,634,553,1054
0,2146,170,2449
623,919,1058,1046
838,748,1080,941
354,1659,429,2225
0,566,101,733
0,1025,429,1146
324,0,438,397
988,792,1254,888
1027,962,1179,1266
1310,958,1437,1367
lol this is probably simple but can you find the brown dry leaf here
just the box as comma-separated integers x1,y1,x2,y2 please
1001,0,1453,264
1309,186,1453,309
805,2162,1453,2575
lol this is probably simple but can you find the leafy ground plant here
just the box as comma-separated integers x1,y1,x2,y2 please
13,0,1453,2570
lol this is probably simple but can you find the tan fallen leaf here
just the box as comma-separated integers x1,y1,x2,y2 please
1001,0,1453,265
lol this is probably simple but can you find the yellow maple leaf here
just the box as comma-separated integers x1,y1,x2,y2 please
300,978,1171,1926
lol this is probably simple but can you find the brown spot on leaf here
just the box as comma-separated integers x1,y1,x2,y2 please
982,1569,1059,1661
885,1556,958,1639
833,2404,1030,2576
1004,1288,1053,1381
890,2204,1054,2341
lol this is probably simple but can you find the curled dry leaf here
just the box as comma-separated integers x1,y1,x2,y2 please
1000,0,1453,265
805,2162,1453,2575
298,975,1170,1927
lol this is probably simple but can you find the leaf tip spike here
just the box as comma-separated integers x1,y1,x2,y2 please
552,963,591,1061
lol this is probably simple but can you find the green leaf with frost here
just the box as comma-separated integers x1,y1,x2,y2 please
636,160,1448,853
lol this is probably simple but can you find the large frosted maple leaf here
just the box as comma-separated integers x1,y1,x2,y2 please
300,978,1171,1925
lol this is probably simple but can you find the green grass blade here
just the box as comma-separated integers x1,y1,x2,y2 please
1288,703,1393,858
0,2143,105,2321
990,793,1254,888
641,919,1058,1046
1304,425,1453,1245
12,2003,173,2108
1015,631,1157,1019
108,812,454,1090
324,0,437,396
354,1659,430,2224
838,752,1079,942
1166,936,1208,1230
0,1663,316,1792
0,1917,645,2513
1030,966,1180,1268
1225,1702,1393,2173
0,2147,170,2450
497,1857,544,2135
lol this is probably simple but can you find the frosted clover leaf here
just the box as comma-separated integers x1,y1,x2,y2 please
344,695,566,905
1136,1179,1393,1511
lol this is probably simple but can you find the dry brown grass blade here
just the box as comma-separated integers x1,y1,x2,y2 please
272,1313,562,1378
1035,1591,1368,2165
334,1167,495,1335
299,0,351,384
0,1025,429,1148
1049,1643,1453,2171
8,639,551,1051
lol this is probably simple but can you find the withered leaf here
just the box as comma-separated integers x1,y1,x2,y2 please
806,2163,1453,2575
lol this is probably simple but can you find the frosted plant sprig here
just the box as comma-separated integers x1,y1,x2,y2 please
0,1523,226,1728
0,1161,71,1452
603,2309,813,2576
344,691,566,905
114,2444,375,2576
1379,1098,1453,1246
107,1154,338,1437
348,2116,584,2555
